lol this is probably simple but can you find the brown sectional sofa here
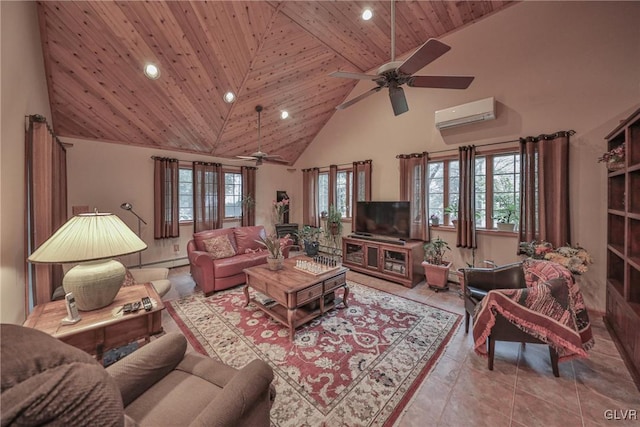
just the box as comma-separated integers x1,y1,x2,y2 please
187,225,292,296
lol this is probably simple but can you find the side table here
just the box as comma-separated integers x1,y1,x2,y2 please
23,283,164,364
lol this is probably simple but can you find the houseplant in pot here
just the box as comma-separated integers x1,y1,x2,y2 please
493,202,518,232
296,225,322,256
325,205,343,237
422,236,452,291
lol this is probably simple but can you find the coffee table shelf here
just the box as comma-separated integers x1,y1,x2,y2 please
244,256,349,340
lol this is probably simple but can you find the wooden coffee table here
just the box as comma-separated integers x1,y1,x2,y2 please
243,257,349,340
24,283,164,363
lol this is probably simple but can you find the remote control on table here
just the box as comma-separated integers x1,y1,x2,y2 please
142,296,152,311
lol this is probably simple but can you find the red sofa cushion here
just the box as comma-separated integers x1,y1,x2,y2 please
234,226,266,254
212,252,269,277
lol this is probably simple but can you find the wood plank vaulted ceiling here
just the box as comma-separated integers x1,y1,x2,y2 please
37,1,512,165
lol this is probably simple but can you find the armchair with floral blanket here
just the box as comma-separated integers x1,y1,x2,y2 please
467,259,594,376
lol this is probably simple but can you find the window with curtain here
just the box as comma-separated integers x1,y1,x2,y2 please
427,150,520,230
154,157,180,239
317,168,351,218
307,161,371,226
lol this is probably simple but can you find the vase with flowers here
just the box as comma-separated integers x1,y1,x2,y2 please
257,233,290,270
273,199,289,224
598,143,625,171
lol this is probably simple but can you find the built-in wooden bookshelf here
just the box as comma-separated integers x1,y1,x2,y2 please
604,106,640,388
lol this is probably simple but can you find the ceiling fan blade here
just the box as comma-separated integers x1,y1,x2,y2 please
265,157,290,164
389,85,408,116
336,86,382,110
236,155,258,160
330,71,378,80
408,75,474,89
397,39,451,76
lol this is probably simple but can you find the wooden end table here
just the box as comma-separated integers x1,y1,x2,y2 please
243,256,349,340
24,283,164,363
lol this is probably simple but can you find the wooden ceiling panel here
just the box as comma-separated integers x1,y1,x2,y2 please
37,1,512,164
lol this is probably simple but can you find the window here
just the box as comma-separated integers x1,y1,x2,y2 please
490,153,520,228
336,170,353,218
317,169,353,218
427,151,520,230
427,160,458,225
318,172,329,215
178,167,193,222
224,172,242,218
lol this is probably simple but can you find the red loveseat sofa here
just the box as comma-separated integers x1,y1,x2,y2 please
187,225,292,296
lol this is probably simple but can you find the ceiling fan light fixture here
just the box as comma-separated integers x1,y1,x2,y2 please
280,110,289,120
144,63,160,80
362,8,373,21
223,91,236,103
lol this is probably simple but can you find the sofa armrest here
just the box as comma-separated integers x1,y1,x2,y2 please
188,359,274,427
191,250,215,269
106,333,187,406
128,268,169,283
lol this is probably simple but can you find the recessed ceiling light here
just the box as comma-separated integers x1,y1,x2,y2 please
280,110,289,120
362,8,373,21
144,63,160,80
223,91,236,103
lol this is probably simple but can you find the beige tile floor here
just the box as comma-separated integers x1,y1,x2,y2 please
161,264,640,427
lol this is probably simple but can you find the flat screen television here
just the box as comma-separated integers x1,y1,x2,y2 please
354,201,411,241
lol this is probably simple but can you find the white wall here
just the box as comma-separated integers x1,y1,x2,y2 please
293,1,640,312
64,138,296,268
1,1,53,324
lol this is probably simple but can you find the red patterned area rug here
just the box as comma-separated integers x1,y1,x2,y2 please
166,281,460,426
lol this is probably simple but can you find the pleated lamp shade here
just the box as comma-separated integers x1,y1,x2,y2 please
28,212,148,310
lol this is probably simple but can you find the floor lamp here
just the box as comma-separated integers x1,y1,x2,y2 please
120,202,147,268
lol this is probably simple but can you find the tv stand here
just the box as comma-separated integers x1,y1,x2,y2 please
342,237,424,288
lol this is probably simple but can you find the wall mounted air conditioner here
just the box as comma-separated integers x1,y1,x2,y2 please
435,97,495,130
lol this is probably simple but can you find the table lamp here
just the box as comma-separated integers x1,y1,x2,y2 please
28,212,147,311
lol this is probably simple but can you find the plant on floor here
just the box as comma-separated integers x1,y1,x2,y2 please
423,237,451,266
422,236,452,291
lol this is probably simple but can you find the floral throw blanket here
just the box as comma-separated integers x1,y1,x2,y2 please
473,260,594,362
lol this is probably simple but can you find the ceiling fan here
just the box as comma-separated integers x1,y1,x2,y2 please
235,105,289,166
330,0,474,116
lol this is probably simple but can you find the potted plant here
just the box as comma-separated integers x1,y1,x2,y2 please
493,202,518,232
325,205,343,237
444,202,458,227
429,214,440,226
421,236,452,291
296,225,322,256
256,233,289,270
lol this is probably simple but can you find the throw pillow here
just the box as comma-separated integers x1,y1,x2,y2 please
122,269,136,287
202,235,237,259
523,258,574,288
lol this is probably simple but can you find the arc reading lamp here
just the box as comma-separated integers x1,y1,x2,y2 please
120,202,147,268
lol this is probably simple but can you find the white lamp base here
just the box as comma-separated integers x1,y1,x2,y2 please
63,260,126,311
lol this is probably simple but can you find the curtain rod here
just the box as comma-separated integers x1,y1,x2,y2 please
428,138,520,155
426,130,576,156
150,155,253,169
311,159,372,170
